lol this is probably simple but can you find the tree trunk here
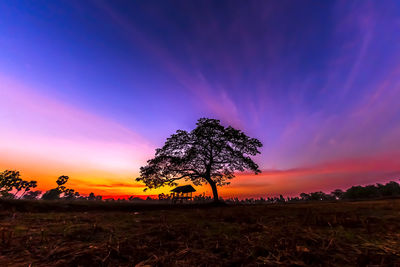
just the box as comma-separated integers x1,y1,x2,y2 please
209,180,219,202
205,165,219,203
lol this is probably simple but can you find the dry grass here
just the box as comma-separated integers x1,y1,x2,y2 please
0,199,400,266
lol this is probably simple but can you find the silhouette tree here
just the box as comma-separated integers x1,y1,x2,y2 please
11,176,23,197
88,192,96,200
0,170,19,197
136,118,262,202
377,181,400,196
63,188,76,200
23,190,42,200
299,192,310,201
331,189,344,200
56,175,69,187
41,188,62,200
344,185,379,199
14,180,27,198
0,170,37,199
18,181,38,199
42,175,79,200
309,191,324,201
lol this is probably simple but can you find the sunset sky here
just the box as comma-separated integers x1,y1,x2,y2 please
1,1,400,198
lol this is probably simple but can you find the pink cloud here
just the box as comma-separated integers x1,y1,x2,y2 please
0,74,155,188
218,154,400,198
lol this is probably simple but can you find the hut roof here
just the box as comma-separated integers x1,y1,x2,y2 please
171,185,196,193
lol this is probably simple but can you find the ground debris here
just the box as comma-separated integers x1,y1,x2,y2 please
0,199,399,266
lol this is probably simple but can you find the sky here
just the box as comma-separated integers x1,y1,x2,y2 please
1,0,400,198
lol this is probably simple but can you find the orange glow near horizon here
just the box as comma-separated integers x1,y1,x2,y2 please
0,76,154,197
3,152,399,199
1,76,400,199
2,1,400,201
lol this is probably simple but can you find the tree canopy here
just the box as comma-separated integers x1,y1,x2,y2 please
0,170,37,199
136,118,263,201
42,175,81,200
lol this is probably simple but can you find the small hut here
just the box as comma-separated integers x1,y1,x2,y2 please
170,185,196,203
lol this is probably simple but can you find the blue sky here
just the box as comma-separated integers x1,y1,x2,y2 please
1,0,400,197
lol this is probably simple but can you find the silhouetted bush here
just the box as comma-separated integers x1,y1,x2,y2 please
42,188,62,200
23,190,42,200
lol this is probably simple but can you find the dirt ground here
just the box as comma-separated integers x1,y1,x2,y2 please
0,199,399,266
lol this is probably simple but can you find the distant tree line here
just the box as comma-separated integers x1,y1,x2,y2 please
0,170,102,201
225,181,400,204
1,169,399,203
149,180,400,204
298,181,400,201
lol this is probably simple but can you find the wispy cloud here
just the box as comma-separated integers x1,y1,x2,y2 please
1,1,399,198
94,1,243,127
0,74,155,189
217,154,400,198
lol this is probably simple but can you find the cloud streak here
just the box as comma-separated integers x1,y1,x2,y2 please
0,74,155,191
1,1,399,197
216,154,400,198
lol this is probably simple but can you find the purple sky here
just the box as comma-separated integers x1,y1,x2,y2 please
1,0,400,197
